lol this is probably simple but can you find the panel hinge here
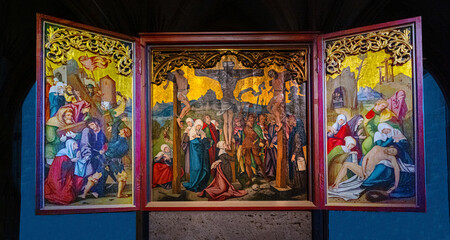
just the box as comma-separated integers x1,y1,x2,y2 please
138,59,142,75
315,56,319,73
319,173,324,190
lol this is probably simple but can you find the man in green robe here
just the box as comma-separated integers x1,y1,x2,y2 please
45,107,75,165
327,136,357,186
361,99,399,155
251,114,267,172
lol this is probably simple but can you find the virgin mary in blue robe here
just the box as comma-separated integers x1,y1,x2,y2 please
362,123,415,198
183,119,211,192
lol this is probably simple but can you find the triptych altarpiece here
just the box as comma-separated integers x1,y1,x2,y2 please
36,14,425,214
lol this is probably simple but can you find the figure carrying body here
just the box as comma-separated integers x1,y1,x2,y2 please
164,69,191,128
195,61,264,150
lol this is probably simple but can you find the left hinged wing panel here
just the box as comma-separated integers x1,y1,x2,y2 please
36,14,141,214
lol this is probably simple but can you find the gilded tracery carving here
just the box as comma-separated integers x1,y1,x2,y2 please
325,28,413,74
152,50,307,85
44,26,133,76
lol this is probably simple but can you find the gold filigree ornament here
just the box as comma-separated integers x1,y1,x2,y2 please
325,28,413,75
152,49,307,85
45,26,133,76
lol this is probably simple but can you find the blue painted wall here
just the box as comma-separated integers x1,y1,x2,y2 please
19,84,136,240
329,73,450,239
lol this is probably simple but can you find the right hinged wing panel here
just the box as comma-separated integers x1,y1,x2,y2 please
318,17,425,211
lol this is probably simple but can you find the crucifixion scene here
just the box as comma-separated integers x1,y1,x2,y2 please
151,50,309,202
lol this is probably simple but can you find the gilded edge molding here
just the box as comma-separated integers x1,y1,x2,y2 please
44,25,133,76
325,28,413,75
152,49,307,85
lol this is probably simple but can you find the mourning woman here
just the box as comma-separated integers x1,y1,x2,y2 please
44,139,79,205
198,141,247,200
327,136,358,186
152,144,183,189
182,118,194,178
182,119,211,192
327,114,346,138
327,114,365,159
361,123,415,198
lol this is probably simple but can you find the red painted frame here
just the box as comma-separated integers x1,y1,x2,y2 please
35,14,142,214
317,17,426,212
140,32,322,211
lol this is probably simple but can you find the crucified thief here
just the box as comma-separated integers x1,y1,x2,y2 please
267,69,292,132
164,69,191,128
195,61,264,150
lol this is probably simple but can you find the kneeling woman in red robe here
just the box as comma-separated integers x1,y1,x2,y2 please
152,144,184,189
327,114,364,160
198,141,247,201
44,139,79,205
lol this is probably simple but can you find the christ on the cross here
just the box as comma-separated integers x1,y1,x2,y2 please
195,61,264,150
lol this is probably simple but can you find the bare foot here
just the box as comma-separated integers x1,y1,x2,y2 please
91,192,99,198
245,180,252,186
328,183,338,191
225,143,232,151
177,117,183,128
116,193,129,198
275,124,282,132
78,194,86,199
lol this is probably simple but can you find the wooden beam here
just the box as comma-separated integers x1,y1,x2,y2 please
275,126,287,188
172,83,181,194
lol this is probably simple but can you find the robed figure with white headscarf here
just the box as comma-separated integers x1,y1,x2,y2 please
152,144,184,189
44,139,79,205
361,123,415,198
182,118,194,177
198,141,247,201
327,114,365,159
182,119,211,192
327,136,358,185
327,114,347,138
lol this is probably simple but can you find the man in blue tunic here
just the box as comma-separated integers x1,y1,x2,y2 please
78,118,108,199
104,124,132,198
